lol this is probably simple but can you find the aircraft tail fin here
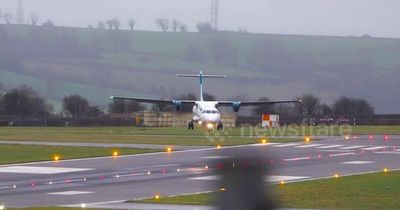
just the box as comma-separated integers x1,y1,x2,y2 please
175,71,226,101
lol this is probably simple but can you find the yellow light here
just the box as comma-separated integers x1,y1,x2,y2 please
305,136,311,143
207,123,214,129
216,145,221,149
345,136,350,140
384,168,389,173
334,173,340,178
280,180,285,185
166,147,173,153
261,139,268,144
53,155,60,161
113,151,119,157
220,187,226,191
81,203,86,208
0,204,5,210
155,194,161,199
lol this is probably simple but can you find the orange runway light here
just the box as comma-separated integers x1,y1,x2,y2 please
53,155,60,161
216,145,222,149
304,136,311,143
166,147,173,153
220,187,227,191
334,173,340,178
384,168,389,173
154,194,161,199
112,151,119,157
280,180,286,185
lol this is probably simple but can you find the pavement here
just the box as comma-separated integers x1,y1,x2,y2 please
0,135,399,209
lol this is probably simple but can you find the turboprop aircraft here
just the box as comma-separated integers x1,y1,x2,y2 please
111,71,301,130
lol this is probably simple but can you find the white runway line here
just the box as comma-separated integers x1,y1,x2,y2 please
48,191,94,195
374,151,400,155
339,146,367,150
362,146,388,151
295,144,323,148
250,143,281,146
0,166,93,174
329,152,356,157
341,161,375,164
317,145,343,149
271,143,301,148
200,156,232,159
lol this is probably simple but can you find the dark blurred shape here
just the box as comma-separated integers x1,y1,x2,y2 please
216,155,275,210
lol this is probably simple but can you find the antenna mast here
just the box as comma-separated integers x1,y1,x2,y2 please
210,0,219,31
16,0,25,24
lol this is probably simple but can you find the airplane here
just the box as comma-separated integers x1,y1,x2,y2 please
110,71,301,131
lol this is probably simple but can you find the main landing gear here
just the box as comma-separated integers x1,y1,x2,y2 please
217,122,223,131
188,121,194,130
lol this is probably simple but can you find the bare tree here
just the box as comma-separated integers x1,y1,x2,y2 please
106,19,113,30
29,12,39,26
112,18,121,30
97,21,106,29
295,94,320,115
128,18,136,31
155,18,169,32
171,19,181,32
3,12,13,24
196,22,213,33
179,24,188,32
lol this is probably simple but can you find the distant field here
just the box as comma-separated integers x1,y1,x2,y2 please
0,126,398,146
140,170,400,210
1,25,400,113
0,144,160,165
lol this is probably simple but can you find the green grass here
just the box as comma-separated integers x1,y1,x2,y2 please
9,208,110,210
0,144,160,165
0,126,398,146
139,171,400,210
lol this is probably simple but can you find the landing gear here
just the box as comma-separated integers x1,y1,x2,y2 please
217,123,224,131
188,121,194,130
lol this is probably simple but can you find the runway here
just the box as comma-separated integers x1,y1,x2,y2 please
0,135,399,208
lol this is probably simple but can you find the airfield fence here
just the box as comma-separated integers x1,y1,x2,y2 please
1,114,400,127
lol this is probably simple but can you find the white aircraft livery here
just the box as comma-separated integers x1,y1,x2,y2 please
111,71,301,130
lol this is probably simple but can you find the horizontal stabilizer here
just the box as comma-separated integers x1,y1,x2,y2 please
175,74,226,78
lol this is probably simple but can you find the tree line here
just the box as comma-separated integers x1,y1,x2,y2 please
0,85,374,119
253,94,375,116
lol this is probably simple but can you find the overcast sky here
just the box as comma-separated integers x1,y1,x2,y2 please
0,0,399,38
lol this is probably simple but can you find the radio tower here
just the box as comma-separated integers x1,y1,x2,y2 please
210,0,219,31
16,0,25,24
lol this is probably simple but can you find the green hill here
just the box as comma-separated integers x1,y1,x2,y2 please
0,24,399,113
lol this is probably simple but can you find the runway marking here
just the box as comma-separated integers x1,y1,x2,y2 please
283,157,311,161
200,156,232,159
190,175,309,182
0,166,93,174
339,146,367,150
272,143,301,147
49,191,94,195
362,146,388,151
250,143,281,146
341,161,375,164
329,152,356,157
317,145,343,149
374,151,400,155
295,144,323,148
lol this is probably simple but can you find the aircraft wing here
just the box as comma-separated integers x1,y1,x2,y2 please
110,96,196,105
217,99,301,107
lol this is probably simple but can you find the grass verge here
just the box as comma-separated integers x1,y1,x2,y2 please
138,171,400,210
0,126,398,146
0,144,160,165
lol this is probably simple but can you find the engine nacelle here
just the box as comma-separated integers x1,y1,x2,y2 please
232,102,241,112
173,100,182,111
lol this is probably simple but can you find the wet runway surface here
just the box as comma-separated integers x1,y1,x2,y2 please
0,135,399,208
